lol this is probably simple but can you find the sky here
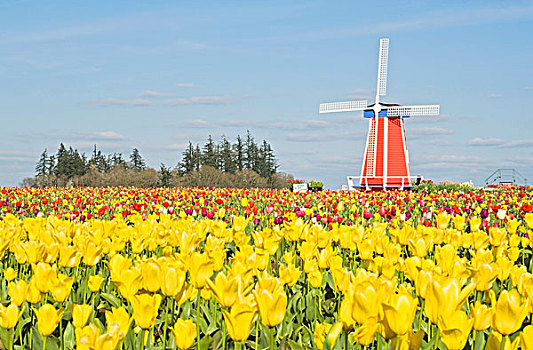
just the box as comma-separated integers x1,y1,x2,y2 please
1,0,532,189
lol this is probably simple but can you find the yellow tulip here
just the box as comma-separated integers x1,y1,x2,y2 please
520,325,533,350
161,262,186,297
470,301,492,331
438,310,473,350
58,245,80,268
75,324,99,350
352,319,379,346
8,280,28,306
407,237,432,258
314,322,332,350
491,289,529,335
339,297,356,331
436,212,451,229
472,263,499,291
381,292,418,336
222,297,257,342
26,280,42,304
0,303,23,329
279,263,301,287
130,293,162,329
88,275,104,292
489,227,506,247
34,303,63,337
51,273,74,303
424,275,475,325
453,215,465,230
253,274,287,327
107,254,132,282
3,267,17,282
72,304,93,329
486,331,520,350
506,218,520,234
206,272,243,308
351,280,380,325
171,318,196,349
113,267,142,300
81,241,102,266
188,252,214,289
525,213,533,229
33,262,57,294
105,307,132,340
140,259,161,293
470,216,482,232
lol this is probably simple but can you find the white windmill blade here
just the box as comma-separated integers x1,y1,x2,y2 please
376,38,389,99
319,100,368,114
386,104,440,117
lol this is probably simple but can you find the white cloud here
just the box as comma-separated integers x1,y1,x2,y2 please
139,90,173,97
179,119,211,128
488,93,503,99
91,98,152,106
525,87,533,91
218,119,332,130
176,83,198,88
91,96,233,106
501,139,533,148
74,131,127,141
468,137,505,146
285,131,363,142
163,96,233,105
408,127,453,135
468,137,533,148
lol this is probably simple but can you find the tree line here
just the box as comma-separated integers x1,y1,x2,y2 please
23,132,292,188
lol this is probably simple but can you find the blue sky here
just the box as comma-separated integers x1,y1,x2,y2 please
1,0,532,188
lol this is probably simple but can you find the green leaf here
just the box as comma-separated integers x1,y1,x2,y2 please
100,292,121,308
287,339,304,350
63,322,75,349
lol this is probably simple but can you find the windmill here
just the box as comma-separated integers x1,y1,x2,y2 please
319,38,440,190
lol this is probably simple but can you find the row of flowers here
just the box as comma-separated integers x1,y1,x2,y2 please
0,187,532,349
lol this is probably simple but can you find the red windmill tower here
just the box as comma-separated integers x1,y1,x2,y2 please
320,38,440,190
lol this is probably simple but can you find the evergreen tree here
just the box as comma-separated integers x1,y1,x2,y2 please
219,135,236,173
35,149,48,176
233,135,245,171
178,142,196,175
130,148,146,171
45,155,56,175
110,153,126,169
202,135,217,168
244,130,258,171
54,143,70,178
159,163,172,187
194,144,202,171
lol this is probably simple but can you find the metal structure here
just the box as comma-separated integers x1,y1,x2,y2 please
319,38,440,190
485,168,527,186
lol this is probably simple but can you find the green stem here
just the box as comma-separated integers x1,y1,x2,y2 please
500,335,506,350
472,330,477,350
162,299,170,350
235,342,242,350
433,328,439,350
19,324,23,350
344,330,348,350
395,335,401,350
196,290,202,350
43,336,47,350
270,326,276,350
255,317,259,350
60,318,63,350
221,319,226,350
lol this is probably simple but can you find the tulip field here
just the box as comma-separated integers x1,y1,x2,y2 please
1,186,533,350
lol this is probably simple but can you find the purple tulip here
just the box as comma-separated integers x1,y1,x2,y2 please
480,208,488,218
